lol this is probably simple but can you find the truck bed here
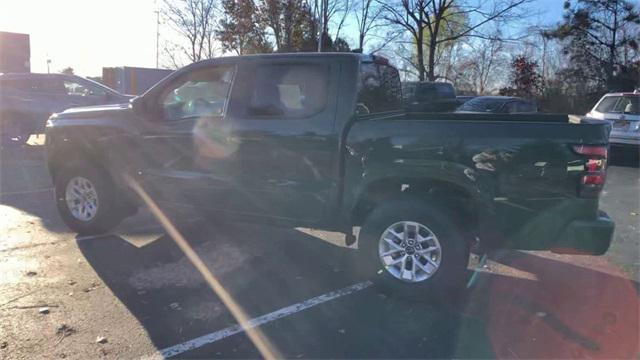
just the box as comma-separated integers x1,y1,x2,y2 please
365,112,572,123
343,111,611,251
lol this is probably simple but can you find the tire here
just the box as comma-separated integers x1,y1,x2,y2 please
1,116,31,144
355,197,470,301
54,161,126,235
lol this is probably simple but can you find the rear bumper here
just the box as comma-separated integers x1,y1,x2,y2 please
551,212,614,255
610,131,640,146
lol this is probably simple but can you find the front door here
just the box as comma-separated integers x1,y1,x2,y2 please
135,64,237,209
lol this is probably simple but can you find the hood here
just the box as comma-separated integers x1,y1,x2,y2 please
119,94,136,101
51,103,132,120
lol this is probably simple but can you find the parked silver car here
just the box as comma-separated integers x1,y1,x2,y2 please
0,73,132,143
586,91,639,148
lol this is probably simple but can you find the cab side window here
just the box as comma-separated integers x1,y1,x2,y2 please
244,64,329,118
595,96,619,113
161,65,235,121
510,100,536,113
612,97,632,114
64,80,107,97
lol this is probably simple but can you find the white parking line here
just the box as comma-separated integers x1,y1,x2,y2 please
75,225,165,242
144,281,372,359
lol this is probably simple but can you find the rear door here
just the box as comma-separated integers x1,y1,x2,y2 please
220,59,339,222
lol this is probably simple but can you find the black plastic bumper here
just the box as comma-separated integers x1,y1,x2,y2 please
552,212,615,255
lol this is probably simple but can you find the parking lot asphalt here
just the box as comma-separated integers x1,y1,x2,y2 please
1,141,638,359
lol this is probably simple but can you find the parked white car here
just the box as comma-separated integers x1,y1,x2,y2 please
586,91,639,148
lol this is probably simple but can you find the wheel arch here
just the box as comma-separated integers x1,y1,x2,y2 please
350,176,482,239
47,137,106,181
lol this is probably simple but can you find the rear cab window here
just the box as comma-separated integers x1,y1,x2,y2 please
249,64,328,118
356,60,402,114
229,62,329,119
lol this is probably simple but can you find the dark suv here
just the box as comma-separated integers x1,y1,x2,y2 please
0,73,132,143
402,81,458,112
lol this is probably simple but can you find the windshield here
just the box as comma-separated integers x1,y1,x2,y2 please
1,1,639,360
417,83,455,99
458,97,507,112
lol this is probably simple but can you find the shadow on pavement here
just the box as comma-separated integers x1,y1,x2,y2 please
467,250,640,359
76,217,640,359
0,143,68,232
609,146,639,168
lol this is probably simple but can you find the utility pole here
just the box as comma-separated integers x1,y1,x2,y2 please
155,10,160,68
46,59,51,74
317,0,324,52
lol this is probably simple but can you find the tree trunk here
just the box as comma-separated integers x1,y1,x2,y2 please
607,1,618,89
427,37,437,81
416,31,425,81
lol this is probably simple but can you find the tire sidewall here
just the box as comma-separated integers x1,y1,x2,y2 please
54,162,120,235
1,115,31,144
357,198,469,300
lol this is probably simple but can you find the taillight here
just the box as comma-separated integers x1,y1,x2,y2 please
573,145,607,158
572,145,608,197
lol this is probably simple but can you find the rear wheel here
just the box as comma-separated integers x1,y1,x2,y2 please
55,162,126,235
355,198,469,300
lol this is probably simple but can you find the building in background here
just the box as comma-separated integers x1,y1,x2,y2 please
0,31,30,73
102,66,173,95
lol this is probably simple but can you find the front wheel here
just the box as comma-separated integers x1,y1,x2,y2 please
54,162,126,235
1,117,31,144
355,198,470,300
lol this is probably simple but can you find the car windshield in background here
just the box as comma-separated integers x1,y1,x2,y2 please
417,83,455,99
1,0,639,359
458,97,507,112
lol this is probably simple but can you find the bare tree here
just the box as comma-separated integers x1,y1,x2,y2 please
381,0,532,81
353,0,384,50
60,67,74,75
466,36,508,93
546,0,640,89
163,0,218,63
259,0,317,52
311,0,354,49
217,0,273,55
381,0,428,80
332,0,356,42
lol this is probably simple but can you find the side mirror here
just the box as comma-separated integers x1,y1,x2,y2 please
130,97,148,117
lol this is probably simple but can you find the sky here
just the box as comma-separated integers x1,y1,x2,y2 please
0,0,566,77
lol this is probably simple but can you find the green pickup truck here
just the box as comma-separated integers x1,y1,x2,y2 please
45,53,614,297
